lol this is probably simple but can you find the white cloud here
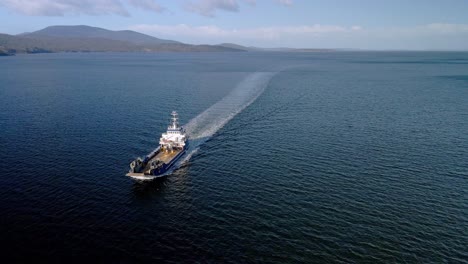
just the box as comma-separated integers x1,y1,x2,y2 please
128,0,164,13
127,23,468,50
277,0,292,6
425,23,468,34
0,0,164,16
184,0,292,17
185,0,240,17
0,0,292,17
128,23,360,41
363,23,468,40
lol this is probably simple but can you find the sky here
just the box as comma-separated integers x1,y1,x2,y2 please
1,0,468,50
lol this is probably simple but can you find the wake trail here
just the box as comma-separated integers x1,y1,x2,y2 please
177,71,275,166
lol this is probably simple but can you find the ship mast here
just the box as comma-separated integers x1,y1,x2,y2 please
170,111,179,130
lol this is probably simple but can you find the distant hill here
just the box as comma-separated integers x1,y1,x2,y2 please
22,25,179,45
0,25,336,56
0,25,243,54
218,43,252,51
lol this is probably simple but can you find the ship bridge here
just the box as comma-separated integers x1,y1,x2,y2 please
159,111,187,149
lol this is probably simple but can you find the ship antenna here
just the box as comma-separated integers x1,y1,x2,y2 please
170,111,179,129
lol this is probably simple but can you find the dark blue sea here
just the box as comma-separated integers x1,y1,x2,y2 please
0,52,467,263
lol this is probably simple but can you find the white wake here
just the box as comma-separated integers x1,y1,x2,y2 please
179,72,274,164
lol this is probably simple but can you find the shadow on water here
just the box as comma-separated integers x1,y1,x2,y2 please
131,177,168,200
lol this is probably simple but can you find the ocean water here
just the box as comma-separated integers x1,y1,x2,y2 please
0,52,467,263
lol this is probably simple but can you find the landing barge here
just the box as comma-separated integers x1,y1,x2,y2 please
127,111,188,180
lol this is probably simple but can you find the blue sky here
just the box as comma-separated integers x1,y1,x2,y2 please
1,0,468,50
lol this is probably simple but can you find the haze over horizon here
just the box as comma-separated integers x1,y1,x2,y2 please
1,0,468,50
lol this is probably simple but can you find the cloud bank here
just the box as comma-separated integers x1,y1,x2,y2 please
127,0,164,13
0,0,290,16
129,23,359,39
186,0,240,17
185,0,286,17
0,0,132,16
127,23,363,47
0,0,167,16
128,23,468,50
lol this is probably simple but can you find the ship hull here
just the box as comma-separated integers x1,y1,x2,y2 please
127,111,187,180
126,143,188,180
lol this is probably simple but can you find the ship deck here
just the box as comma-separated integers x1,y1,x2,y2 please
126,149,183,178
154,149,181,164
139,149,181,174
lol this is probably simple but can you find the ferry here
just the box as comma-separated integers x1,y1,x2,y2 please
127,111,188,180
